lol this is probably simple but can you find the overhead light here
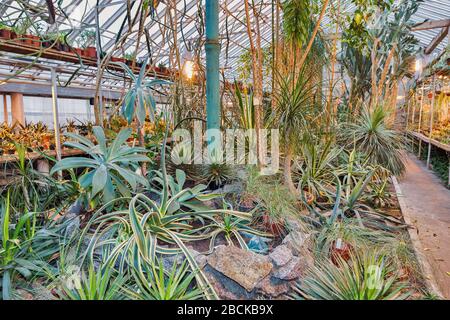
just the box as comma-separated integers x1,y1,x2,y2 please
415,58,422,73
181,43,194,80
183,60,194,80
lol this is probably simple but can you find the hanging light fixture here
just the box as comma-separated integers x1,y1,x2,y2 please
415,57,422,73
181,42,194,80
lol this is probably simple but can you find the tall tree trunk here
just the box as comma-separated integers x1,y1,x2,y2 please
370,38,380,109
244,0,264,167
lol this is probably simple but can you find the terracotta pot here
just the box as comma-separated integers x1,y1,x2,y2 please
84,47,97,58
428,92,433,99
262,214,285,237
30,35,40,47
0,29,11,39
331,239,352,265
42,39,55,49
73,47,83,56
21,34,34,46
111,57,126,63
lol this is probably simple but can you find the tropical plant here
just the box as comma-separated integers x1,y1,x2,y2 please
50,127,150,209
269,67,322,195
340,106,405,175
234,82,254,129
202,205,269,252
292,249,411,300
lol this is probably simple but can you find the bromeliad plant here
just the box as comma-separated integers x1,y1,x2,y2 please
50,126,150,209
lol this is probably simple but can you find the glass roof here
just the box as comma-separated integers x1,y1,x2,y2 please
0,0,449,91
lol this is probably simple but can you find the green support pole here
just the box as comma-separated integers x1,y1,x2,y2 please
205,0,221,132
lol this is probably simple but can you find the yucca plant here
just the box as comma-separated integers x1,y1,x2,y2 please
50,126,150,208
292,249,411,300
118,58,170,148
340,106,405,175
199,163,235,189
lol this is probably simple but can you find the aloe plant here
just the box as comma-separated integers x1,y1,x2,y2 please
117,59,170,148
50,127,150,208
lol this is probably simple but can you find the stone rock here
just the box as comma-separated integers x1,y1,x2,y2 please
255,276,290,298
269,245,293,267
207,245,273,292
273,256,306,280
282,231,312,255
203,265,254,300
15,289,34,300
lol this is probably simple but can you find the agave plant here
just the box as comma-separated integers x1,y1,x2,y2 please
291,249,411,300
199,163,235,189
125,258,204,300
50,126,150,208
201,208,270,252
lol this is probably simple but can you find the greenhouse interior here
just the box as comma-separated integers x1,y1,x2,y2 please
0,0,449,302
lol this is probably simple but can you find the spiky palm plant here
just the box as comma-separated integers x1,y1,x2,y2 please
340,106,405,175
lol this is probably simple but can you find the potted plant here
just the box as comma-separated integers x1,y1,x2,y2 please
77,29,96,59
0,23,12,39
123,52,136,67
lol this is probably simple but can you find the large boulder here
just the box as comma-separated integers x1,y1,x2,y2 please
207,245,273,292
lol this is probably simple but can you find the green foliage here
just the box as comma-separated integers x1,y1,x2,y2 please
50,127,150,207
200,163,235,188
269,67,321,145
119,59,170,125
292,249,411,300
0,191,47,300
234,82,254,129
125,258,203,300
340,106,405,175
296,139,342,200
282,0,315,46
58,263,127,300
